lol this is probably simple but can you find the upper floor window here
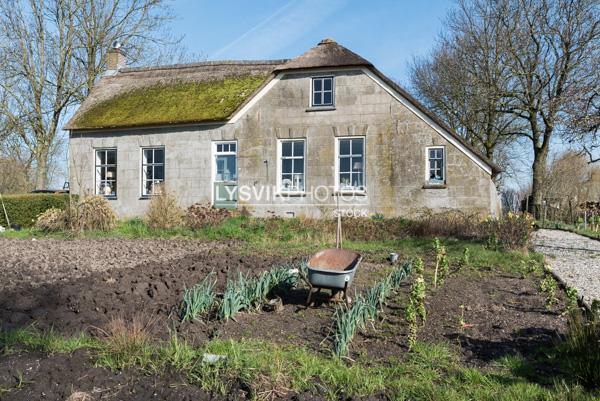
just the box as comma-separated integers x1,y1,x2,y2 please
337,137,365,192
427,147,445,183
312,76,334,107
279,139,305,193
95,149,117,198
142,147,165,196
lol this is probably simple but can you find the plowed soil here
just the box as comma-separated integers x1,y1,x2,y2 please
0,238,568,400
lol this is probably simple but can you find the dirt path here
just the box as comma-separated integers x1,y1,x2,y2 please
532,229,600,306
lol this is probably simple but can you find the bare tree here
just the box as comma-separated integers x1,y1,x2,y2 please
410,0,521,169
495,0,600,216
0,0,182,190
72,0,183,98
414,0,600,217
564,52,600,163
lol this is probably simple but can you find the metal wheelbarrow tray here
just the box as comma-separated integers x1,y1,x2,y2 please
305,248,362,305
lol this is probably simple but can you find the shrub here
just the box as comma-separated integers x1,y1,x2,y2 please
32,194,116,232
145,188,184,229
407,209,484,239
484,212,534,250
186,202,232,229
0,193,71,228
557,306,600,388
96,314,155,369
35,207,69,232
70,195,117,232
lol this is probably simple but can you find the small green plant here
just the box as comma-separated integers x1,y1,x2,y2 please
433,238,449,287
13,370,33,389
461,247,470,268
413,257,424,275
521,258,543,277
564,286,578,312
539,274,559,308
486,233,499,250
371,213,385,222
405,275,426,349
181,274,217,322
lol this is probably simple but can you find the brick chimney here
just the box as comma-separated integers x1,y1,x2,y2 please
105,41,126,75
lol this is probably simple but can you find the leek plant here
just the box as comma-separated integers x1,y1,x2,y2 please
332,261,411,357
181,274,217,322
218,264,300,321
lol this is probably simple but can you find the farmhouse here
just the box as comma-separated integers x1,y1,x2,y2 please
67,39,501,218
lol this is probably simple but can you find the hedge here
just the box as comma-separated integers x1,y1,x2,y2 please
0,193,73,228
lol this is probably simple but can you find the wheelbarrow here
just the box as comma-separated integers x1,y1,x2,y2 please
305,248,362,305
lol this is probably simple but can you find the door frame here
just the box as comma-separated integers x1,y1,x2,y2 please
211,140,238,207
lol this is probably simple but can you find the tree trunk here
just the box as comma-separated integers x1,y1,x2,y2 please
35,147,49,190
530,147,549,219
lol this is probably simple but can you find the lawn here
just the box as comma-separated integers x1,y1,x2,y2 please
0,217,597,400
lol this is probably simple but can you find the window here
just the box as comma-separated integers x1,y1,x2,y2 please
312,76,334,107
216,142,236,153
142,147,165,196
337,137,365,191
279,140,305,192
214,141,237,182
427,147,445,183
95,149,117,197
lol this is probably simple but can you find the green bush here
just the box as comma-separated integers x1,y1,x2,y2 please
557,305,600,389
0,193,71,228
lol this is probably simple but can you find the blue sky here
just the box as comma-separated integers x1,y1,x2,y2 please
170,0,454,87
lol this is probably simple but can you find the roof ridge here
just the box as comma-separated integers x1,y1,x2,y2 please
120,59,289,74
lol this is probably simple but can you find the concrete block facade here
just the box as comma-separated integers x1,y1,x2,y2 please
69,67,500,219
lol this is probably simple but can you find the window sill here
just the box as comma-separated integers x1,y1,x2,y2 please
276,192,306,197
99,195,117,200
334,190,367,196
422,183,447,189
306,106,336,112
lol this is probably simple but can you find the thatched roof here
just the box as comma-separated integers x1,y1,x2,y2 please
65,60,286,130
274,38,372,71
66,39,499,175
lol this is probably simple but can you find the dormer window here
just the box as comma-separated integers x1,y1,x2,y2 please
312,76,334,107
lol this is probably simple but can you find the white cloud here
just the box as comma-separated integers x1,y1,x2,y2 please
212,0,347,60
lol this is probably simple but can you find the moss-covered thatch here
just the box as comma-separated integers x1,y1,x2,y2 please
70,75,268,129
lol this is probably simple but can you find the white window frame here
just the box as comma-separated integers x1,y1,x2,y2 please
277,139,306,194
426,146,446,184
311,76,334,107
335,136,366,193
141,147,165,197
94,148,117,198
211,140,238,205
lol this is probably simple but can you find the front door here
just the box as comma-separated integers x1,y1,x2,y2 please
213,142,237,209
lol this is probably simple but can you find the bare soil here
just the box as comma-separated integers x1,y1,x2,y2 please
0,238,568,400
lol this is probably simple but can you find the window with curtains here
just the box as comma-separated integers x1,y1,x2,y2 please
279,139,305,192
337,137,365,191
95,149,117,197
427,147,445,183
142,147,165,196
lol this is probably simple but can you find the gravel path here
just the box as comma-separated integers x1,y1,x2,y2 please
532,229,600,306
